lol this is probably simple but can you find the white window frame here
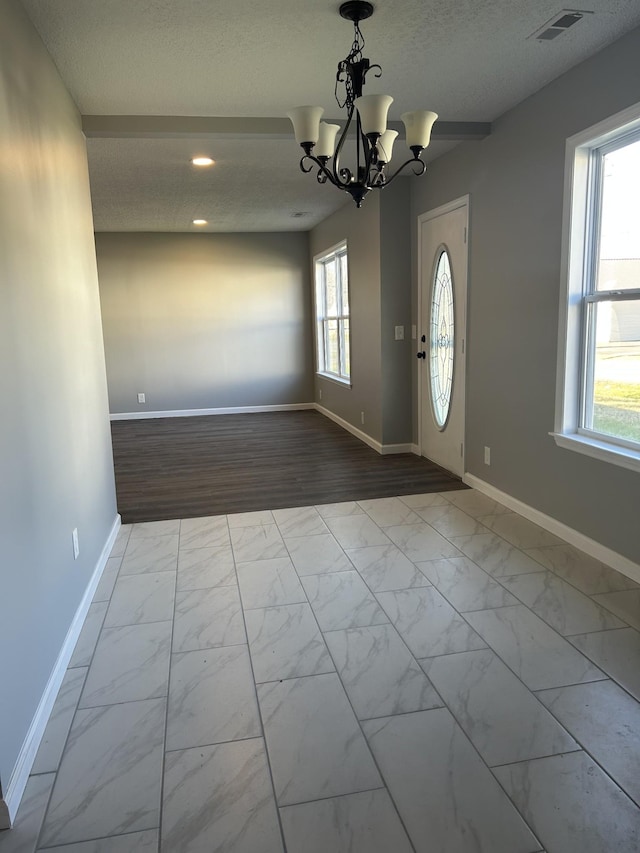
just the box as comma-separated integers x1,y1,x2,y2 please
554,101,640,474
313,241,351,385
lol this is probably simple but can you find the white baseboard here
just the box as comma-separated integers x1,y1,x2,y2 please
314,405,415,456
411,444,420,456
315,405,382,453
464,474,640,584
3,514,121,826
110,403,315,421
380,443,415,455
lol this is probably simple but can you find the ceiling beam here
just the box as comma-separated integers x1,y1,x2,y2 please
82,115,491,141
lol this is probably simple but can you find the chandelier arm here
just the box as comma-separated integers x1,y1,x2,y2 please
362,63,381,84
361,129,379,187
331,106,357,188
363,146,375,187
356,112,363,179
299,154,340,187
382,155,427,187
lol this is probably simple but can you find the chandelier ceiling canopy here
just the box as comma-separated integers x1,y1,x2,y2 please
287,1,437,208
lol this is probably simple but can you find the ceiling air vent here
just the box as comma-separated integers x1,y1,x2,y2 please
529,10,592,42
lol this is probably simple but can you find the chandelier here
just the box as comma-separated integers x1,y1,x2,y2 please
287,1,438,208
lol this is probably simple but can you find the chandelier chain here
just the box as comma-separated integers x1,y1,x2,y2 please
335,20,365,110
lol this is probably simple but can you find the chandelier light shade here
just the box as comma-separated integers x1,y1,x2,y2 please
401,110,439,149
287,0,437,207
316,122,342,158
377,129,398,164
354,94,394,137
286,106,325,145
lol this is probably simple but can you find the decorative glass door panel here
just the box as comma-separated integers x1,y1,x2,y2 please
430,249,455,429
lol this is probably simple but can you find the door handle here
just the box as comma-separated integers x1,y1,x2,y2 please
416,351,426,359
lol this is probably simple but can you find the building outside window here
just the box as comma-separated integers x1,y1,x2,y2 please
314,242,351,383
555,104,640,472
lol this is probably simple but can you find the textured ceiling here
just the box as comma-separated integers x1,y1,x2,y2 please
20,0,640,231
87,136,458,232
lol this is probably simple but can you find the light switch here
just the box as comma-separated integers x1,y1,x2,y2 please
394,325,405,341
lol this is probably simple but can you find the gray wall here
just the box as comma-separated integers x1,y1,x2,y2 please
0,0,117,796
310,197,383,442
412,25,640,562
309,186,414,447
380,180,413,445
96,232,314,413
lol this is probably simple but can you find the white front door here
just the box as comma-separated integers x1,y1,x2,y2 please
418,197,468,477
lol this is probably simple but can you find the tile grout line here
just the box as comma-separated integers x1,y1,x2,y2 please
36,825,159,852
163,732,267,755
231,524,291,853
562,623,632,637
278,785,388,812
155,520,181,853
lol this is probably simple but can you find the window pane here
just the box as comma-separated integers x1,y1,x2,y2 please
586,299,640,443
341,318,350,379
316,320,325,372
315,244,349,381
340,252,349,314
596,138,640,292
430,250,455,429
326,319,340,375
325,259,338,316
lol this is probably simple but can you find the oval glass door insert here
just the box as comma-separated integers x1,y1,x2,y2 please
430,249,455,429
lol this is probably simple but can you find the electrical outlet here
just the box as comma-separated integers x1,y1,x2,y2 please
319,388,322,400
72,528,79,560
137,392,146,404
361,411,365,425
484,446,491,465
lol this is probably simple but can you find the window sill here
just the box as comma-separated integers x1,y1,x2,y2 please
317,372,352,388
551,431,640,474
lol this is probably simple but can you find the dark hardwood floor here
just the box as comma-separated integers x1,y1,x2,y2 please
111,410,468,523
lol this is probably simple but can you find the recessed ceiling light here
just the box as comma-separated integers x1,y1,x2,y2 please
191,157,215,166
192,219,208,226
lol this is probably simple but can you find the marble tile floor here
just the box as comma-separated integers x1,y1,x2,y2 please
3,489,640,853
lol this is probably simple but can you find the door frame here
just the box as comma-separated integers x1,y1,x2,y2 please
416,194,470,470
